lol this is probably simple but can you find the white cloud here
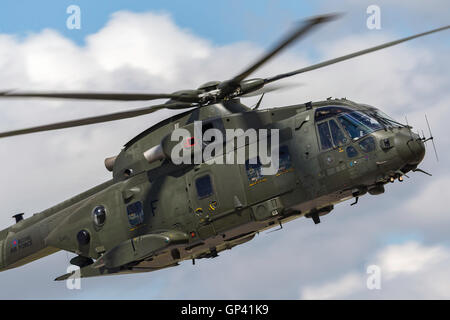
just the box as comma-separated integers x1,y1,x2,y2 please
404,176,450,221
377,242,446,279
300,242,450,299
86,12,212,82
301,273,364,300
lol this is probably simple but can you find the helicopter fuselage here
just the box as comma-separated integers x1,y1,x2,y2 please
0,98,425,279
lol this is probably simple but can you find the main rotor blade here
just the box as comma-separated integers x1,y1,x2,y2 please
226,13,340,87
0,91,179,101
240,82,303,97
0,102,195,138
265,25,450,84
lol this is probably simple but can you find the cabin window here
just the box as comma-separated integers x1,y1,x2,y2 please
245,157,264,183
278,145,292,172
318,122,333,150
92,205,106,227
127,201,144,227
359,136,376,153
346,146,358,158
195,175,214,198
329,119,347,147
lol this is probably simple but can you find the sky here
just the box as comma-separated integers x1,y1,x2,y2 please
0,1,449,299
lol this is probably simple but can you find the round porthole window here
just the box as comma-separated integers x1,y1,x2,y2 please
92,205,106,227
77,229,90,245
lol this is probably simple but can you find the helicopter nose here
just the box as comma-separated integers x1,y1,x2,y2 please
395,131,426,165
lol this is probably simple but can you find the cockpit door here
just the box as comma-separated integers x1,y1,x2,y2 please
316,118,351,191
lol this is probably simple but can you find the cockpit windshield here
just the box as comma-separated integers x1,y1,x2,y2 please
337,111,382,140
315,106,404,142
367,109,405,128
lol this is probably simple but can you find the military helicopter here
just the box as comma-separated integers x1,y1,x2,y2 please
0,14,447,281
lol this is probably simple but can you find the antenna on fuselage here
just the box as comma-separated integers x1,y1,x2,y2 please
252,93,265,110
424,114,439,162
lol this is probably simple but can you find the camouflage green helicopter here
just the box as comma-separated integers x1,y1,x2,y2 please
0,15,447,280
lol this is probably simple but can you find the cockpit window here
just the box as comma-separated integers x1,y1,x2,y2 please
369,109,405,128
359,136,376,153
318,122,333,150
329,119,347,146
346,146,358,158
337,111,382,140
315,106,351,122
